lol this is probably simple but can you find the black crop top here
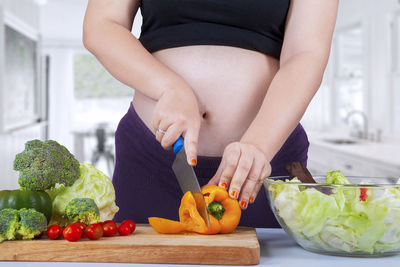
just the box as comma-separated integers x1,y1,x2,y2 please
138,0,290,59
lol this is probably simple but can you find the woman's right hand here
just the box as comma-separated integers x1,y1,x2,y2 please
152,82,201,166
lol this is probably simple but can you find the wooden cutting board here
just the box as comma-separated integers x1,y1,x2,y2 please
0,224,260,265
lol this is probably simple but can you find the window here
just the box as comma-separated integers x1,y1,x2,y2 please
332,26,365,125
72,53,133,174
391,14,400,132
2,25,39,131
73,53,133,128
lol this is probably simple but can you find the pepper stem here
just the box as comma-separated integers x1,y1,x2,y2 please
207,201,225,219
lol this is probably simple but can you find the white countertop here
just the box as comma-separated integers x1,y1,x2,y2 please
307,131,400,167
1,228,400,267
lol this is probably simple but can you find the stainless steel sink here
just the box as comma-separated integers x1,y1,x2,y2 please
323,138,358,145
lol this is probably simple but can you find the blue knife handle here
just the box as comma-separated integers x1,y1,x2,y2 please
173,136,184,154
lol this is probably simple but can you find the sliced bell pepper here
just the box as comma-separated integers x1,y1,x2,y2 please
149,185,241,234
148,217,186,234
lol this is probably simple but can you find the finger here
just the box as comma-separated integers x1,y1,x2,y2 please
152,111,163,133
238,157,265,209
155,120,171,143
219,143,241,192
183,124,200,166
207,158,225,187
249,164,271,203
229,150,253,200
161,123,183,150
238,178,258,209
249,180,264,204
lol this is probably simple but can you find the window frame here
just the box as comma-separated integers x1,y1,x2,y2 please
0,9,43,133
390,11,400,133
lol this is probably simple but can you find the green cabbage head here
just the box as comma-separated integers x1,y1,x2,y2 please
47,163,119,225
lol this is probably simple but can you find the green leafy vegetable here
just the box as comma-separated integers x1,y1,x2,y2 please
325,170,351,185
47,163,119,225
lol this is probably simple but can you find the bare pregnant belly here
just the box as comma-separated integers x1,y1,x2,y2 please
132,45,279,156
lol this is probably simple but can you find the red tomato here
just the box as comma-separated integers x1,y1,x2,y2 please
63,224,83,242
102,222,118,237
85,223,103,240
121,220,136,233
104,220,115,225
46,225,63,240
360,188,368,201
74,222,86,232
118,223,132,236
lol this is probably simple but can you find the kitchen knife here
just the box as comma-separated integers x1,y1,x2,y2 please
172,137,210,227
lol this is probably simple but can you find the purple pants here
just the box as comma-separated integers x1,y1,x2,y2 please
112,104,309,228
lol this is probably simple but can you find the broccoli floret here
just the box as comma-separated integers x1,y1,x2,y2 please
14,139,80,191
17,208,47,240
0,208,47,242
0,209,19,242
65,198,100,225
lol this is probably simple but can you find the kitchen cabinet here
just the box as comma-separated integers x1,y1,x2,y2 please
307,133,400,178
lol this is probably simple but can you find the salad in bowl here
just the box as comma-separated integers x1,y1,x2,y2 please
265,166,400,256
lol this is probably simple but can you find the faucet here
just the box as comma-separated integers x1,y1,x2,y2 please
345,110,368,139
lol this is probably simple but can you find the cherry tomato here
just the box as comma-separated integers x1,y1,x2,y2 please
74,222,86,232
104,220,117,230
85,223,103,240
121,220,136,233
102,222,118,237
118,223,132,236
63,224,83,242
46,225,63,240
360,188,368,201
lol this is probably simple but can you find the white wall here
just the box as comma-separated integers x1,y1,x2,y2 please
0,0,41,29
0,0,43,189
41,0,86,45
41,0,142,45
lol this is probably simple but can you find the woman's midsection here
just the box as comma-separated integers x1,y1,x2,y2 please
132,45,279,156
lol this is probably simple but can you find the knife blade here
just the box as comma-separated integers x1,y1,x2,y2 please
172,137,210,227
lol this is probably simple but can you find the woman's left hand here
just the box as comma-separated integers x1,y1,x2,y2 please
207,142,271,210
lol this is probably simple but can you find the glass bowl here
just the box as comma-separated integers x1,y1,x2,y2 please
264,176,400,257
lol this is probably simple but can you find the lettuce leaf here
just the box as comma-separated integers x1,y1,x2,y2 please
326,170,351,185
274,182,342,238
